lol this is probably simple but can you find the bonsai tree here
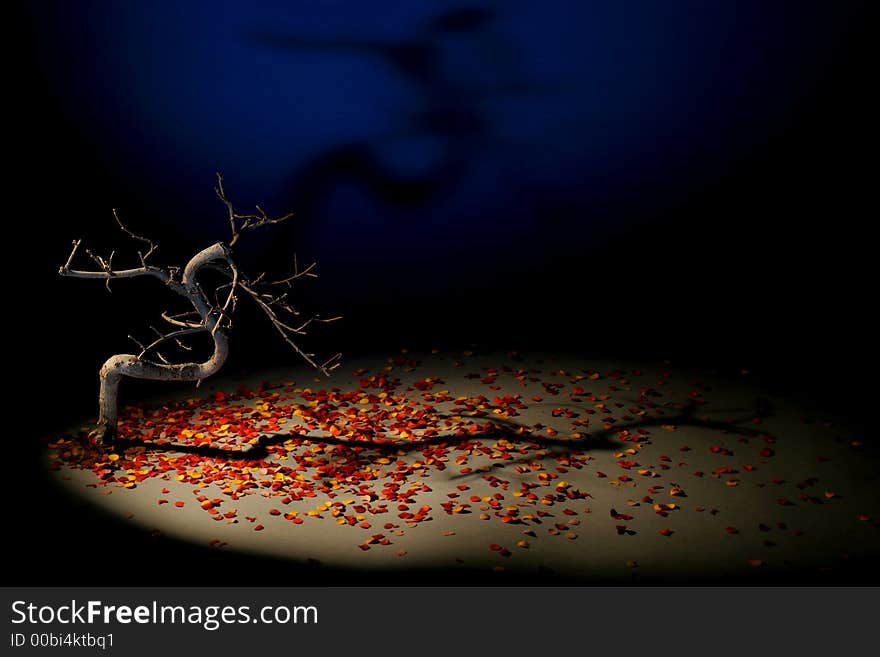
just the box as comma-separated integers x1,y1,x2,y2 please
59,174,339,443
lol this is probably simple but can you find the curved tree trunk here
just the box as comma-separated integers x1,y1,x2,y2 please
92,243,232,442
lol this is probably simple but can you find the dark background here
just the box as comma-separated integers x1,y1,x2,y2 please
7,0,875,584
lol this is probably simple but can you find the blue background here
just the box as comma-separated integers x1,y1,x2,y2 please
12,0,873,400
26,2,845,258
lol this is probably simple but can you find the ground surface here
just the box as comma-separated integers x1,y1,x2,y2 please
45,350,880,584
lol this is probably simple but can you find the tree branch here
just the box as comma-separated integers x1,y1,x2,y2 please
113,208,158,265
215,172,294,247
58,215,179,291
139,326,205,360
161,310,204,329
267,254,318,286
238,279,339,374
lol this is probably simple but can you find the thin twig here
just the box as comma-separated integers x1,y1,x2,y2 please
113,208,158,263
215,172,294,247
140,326,206,360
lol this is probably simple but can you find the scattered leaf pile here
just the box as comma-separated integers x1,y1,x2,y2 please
46,351,872,569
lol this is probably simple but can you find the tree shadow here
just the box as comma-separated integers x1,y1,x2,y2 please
251,2,570,238
103,395,775,481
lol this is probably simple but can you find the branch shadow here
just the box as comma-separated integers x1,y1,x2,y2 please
250,3,571,230
107,396,775,476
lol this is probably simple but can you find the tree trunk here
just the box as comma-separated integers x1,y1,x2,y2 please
92,243,231,443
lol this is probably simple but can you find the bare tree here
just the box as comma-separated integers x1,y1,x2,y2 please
59,174,340,443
